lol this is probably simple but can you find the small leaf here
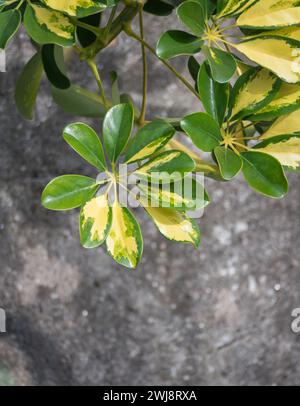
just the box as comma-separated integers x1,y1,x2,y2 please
41,44,70,89
198,62,229,125
52,85,106,117
24,4,75,47
156,30,203,59
15,51,44,120
214,146,243,180
106,201,143,269
110,71,121,106
141,200,201,247
203,46,237,83
42,0,106,17
103,103,134,163
0,9,21,49
125,120,175,164
144,0,174,16
176,0,205,36
241,151,288,198
42,175,99,210
80,193,112,248
188,55,200,82
181,112,222,152
63,123,107,171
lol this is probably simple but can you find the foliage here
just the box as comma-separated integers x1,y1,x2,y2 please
2,0,300,268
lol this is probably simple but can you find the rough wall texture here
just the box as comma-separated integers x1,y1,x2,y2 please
0,13,300,386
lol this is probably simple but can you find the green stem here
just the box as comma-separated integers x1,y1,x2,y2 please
70,18,100,36
124,25,200,99
138,8,148,124
87,59,109,110
104,6,118,37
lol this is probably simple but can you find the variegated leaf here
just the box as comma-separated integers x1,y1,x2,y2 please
235,37,300,83
24,4,75,47
80,193,112,249
42,0,106,17
251,82,300,120
230,68,280,120
237,0,300,29
106,202,143,269
218,0,254,18
261,109,300,139
141,201,200,247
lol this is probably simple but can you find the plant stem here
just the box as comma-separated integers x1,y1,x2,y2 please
104,6,118,37
124,25,200,99
87,59,109,110
138,8,148,124
70,18,100,36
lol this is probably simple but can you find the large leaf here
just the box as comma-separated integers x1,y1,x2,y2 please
230,68,280,120
138,177,210,211
251,82,300,120
235,37,300,84
197,62,229,125
142,201,201,247
237,0,300,29
125,120,175,164
24,4,75,47
80,193,112,248
261,109,300,139
63,123,107,171
181,112,222,152
15,51,44,120
134,150,195,182
42,175,99,210
214,146,243,180
203,45,236,83
52,84,106,117
0,9,21,49
41,44,70,89
106,202,143,269
176,0,205,36
255,134,300,169
241,151,288,198
103,103,134,163
217,0,254,18
156,30,203,59
42,0,106,17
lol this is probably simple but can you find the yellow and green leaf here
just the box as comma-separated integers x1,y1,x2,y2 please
42,0,106,17
230,67,280,120
106,201,143,269
251,82,300,120
24,4,75,47
237,0,300,29
261,109,300,138
235,37,300,83
218,0,255,18
80,193,112,249
142,201,200,247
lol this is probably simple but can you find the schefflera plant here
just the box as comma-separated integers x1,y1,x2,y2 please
1,0,300,269
42,104,209,268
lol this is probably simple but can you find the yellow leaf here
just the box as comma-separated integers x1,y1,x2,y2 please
261,109,300,138
80,193,112,248
218,0,254,18
237,0,300,28
43,0,105,16
106,201,143,269
256,136,300,168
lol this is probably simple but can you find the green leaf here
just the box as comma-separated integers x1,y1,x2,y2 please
181,112,222,152
214,146,243,180
110,71,121,106
63,123,107,171
77,13,101,47
241,151,288,198
52,85,106,117
230,67,280,120
156,30,203,59
42,0,106,18
217,0,254,18
0,9,21,49
198,62,229,125
134,150,195,182
42,175,99,210
80,193,112,248
125,120,175,164
106,201,143,269
251,82,300,121
41,44,70,89
203,45,237,83
144,0,174,16
24,4,75,47
176,0,205,36
188,55,200,82
103,103,134,163
15,51,44,120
